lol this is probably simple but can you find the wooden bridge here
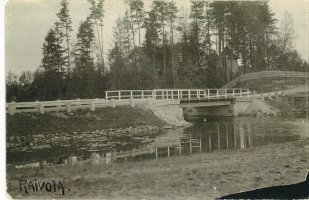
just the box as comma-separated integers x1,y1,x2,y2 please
6,88,251,115
105,88,250,100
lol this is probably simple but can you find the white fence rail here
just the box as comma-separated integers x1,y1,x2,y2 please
105,89,250,100
6,88,250,115
6,98,113,115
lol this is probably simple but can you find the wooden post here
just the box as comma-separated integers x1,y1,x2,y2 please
57,99,61,110
66,102,71,113
179,143,182,156
189,90,191,100
209,133,212,152
111,99,116,108
216,90,219,99
199,137,202,153
76,98,81,108
197,90,200,99
177,90,180,99
217,123,220,150
189,139,192,154
91,153,100,165
39,103,45,114
105,91,108,100
240,125,245,149
8,102,16,115
225,89,227,99
234,124,237,149
226,122,228,150
130,91,133,99
152,90,156,100
167,146,170,157
155,148,158,159
232,89,235,98
142,91,144,99
90,99,96,111
106,152,112,164
248,123,252,147
68,156,77,166
130,98,135,107
180,90,182,99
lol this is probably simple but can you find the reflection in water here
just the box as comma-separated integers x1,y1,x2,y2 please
64,117,303,165
12,116,306,167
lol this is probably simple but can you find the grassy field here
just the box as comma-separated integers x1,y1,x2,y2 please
7,139,308,199
7,106,167,136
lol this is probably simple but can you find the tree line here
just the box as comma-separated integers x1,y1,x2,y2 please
7,0,308,102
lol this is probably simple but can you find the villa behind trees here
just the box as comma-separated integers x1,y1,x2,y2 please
6,0,308,102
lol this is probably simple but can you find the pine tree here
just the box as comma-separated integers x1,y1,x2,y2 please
56,0,73,75
127,0,145,47
73,18,95,73
88,0,105,72
41,28,66,73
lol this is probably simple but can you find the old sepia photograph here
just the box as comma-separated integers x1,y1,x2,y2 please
5,0,309,199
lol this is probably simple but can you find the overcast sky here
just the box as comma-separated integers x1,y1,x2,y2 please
5,0,309,75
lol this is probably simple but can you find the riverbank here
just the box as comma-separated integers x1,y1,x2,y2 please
241,96,307,117
7,138,308,199
6,105,192,165
7,106,168,136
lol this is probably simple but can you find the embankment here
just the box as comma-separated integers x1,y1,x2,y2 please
142,102,192,127
7,106,169,136
241,97,308,117
7,105,190,164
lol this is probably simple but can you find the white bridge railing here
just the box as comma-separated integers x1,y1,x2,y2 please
105,89,250,100
6,89,250,115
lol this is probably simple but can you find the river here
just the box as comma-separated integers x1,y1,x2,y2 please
7,115,308,166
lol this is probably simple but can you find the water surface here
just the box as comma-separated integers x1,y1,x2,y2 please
7,116,308,165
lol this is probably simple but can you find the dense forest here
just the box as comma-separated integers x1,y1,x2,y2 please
6,0,308,102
